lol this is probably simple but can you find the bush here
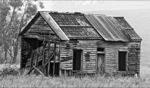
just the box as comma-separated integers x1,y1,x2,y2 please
0,58,5,64
0,66,19,76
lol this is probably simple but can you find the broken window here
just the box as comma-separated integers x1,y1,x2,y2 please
118,51,127,71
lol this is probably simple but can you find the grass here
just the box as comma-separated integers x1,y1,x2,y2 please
0,64,150,87
0,63,150,87
0,57,150,87
0,74,150,87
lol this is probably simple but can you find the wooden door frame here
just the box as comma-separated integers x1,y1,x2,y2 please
96,47,105,74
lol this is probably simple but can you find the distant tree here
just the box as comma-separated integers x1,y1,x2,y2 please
0,0,44,64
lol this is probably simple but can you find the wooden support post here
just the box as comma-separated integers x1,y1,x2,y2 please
29,50,35,74
53,43,56,76
36,47,40,66
33,48,39,73
47,42,51,76
42,42,46,75
48,61,50,76
43,51,55,68
59,42,61,76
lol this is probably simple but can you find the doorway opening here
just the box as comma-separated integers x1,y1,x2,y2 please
97,54,105,75
49,62,60,76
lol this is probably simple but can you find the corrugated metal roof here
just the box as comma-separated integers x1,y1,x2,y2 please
85,14,129,42
39,11,69,41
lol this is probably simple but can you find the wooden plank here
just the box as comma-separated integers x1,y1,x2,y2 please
30,50,35,73
83,61,96,64
53,43,57,76
60,68,72,70
82,70,96,73
41,43,46,75
47,42,51,76
33,65,45,76
60,64,72,68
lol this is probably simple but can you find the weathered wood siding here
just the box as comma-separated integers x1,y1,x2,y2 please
60,43,73,70
60,40,97,73
21,37,141,75
127,42,141,74
25,16,59,41
60,40,141,75
97,41,128,74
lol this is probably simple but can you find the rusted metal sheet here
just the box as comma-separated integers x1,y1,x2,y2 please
85,14,129,42
39,11,69,41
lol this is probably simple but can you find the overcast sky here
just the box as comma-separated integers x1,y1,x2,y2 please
39,1,150,12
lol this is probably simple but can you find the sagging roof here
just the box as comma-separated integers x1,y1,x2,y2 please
19,11,142,42
49,12,101,39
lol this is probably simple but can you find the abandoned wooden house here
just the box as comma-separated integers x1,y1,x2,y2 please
19,11,142,76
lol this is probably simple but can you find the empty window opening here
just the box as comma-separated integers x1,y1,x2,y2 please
118,51,127,71
97,48,104,52
73,49,82,70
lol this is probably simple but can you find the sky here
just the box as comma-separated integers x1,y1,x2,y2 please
39,1,150,12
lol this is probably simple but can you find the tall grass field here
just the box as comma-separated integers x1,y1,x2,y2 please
0,74,150,87
0,63,150,87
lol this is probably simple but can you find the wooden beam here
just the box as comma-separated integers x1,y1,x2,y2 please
47,41,51,76
33,65,45,76
43,48,55,68
29,50,35,74
59,25,92,28
42,42,47,75
53,43,57,76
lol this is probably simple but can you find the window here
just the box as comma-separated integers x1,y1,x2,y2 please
118,51,127,71
97,48,104,52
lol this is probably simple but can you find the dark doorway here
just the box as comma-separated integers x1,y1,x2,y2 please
73,49,82,70
118,51,127,71
49,62,60,76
